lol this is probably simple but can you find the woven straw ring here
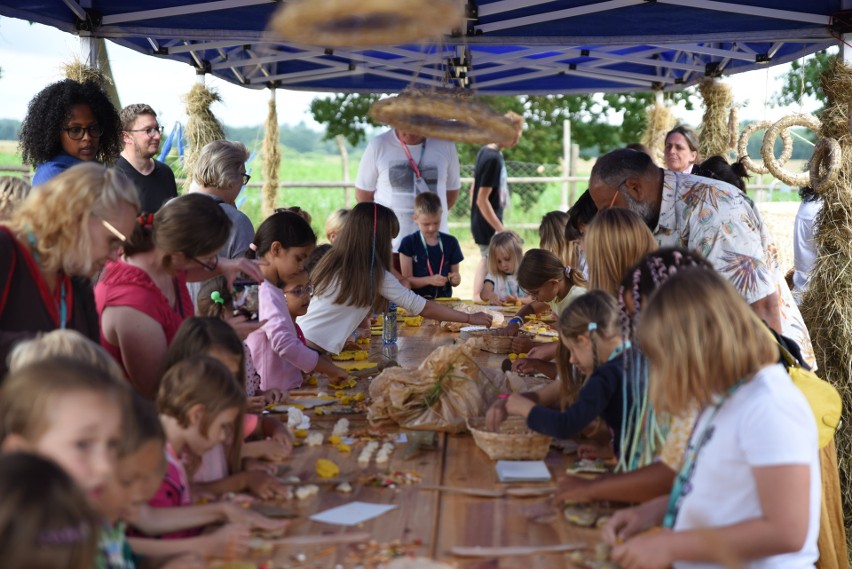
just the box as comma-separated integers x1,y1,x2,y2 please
737,120,793,176
761,114,822,187
809,137,842,192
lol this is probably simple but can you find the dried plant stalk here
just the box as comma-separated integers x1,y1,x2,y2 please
640,97,674,166
182,83,225,192
698,78,732,159
262,92,281,218
799,55,852,562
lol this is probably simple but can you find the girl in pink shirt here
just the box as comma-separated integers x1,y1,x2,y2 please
245,211,347,391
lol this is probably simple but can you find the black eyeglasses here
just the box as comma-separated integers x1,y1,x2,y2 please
126,126,164,138
283,284,314,298
242,173,251,185
191,255,219,272
62,125,103,140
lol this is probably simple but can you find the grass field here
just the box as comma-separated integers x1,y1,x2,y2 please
0,140,802,298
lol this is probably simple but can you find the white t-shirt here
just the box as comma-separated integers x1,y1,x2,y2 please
297,270,428,354
673,364,819,569
793,199,822,296
355,130,461,251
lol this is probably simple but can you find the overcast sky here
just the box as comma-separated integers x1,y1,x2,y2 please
0,16,823,130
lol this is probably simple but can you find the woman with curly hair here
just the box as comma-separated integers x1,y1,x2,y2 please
19,79,122,185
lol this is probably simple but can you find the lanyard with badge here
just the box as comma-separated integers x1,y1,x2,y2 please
419,231,445,297
397,133,431,194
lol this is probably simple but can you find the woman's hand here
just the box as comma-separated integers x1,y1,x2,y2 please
218,257,266,289
468,312,494,327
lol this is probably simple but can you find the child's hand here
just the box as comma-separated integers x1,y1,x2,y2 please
224,313,266,341
526,345,551,360
246,395,267,414
427,274,449,287
554,476,596,505
513,357,542,375
159,553,205,569
602,502,665,546
243,457,278,475
505,294,518,304
485,398,509,432
611,528,674,569
263,389,288,406
326,365,349,382
468,312,493,327
206,523,251,558
222,502,290,531
448,272,461,286
244,438,290,462
505,394,535,418
242,471,289,500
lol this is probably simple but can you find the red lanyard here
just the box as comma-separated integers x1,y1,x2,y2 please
419,231,444,276
397,132,426,179
15,234,72,328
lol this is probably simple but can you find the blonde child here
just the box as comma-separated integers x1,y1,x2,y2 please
299,202,493,355
244,210,348,390
584,208,657,296
399,192,463,299
0,453,100,569
605,269,819,569
503,248,587,363
538,211,571,265
495,291,637,459
9,328,126,381
165,317,291,499
324,208,349,243
479,231,529,305
0,357,126,508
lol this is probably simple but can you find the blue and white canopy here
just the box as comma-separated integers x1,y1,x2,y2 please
0,0,846,94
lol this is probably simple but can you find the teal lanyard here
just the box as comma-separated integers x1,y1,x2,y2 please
662,380,743,528
607,341,631,361
418,231,444,276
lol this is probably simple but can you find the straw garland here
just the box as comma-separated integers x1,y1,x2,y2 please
809,137,842,192
182,82,225,192
760,114,821,187
727,106,739,151
369,91,518,146
640,96,675,166
697,78,733,159
737,120,793,175
800,56,852,557
269,0,464,47
63,58,113,89
261,89,281,219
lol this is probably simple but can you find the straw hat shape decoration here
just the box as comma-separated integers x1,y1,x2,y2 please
369,89,519,147
269,0,465,47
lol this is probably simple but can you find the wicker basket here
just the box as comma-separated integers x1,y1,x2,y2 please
459,326,514,353
467,417,551,460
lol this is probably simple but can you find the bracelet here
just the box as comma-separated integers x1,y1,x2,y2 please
508,317,523,326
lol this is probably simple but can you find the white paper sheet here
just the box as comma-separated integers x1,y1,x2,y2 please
309,502,398,526
495,460,552,482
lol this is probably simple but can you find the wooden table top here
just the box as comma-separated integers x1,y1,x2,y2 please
254,321,604,568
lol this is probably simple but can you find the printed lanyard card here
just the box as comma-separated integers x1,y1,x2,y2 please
414,175,431,195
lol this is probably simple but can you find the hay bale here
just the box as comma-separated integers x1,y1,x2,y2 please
698,78,733,159
262,90,281,218
63,58,112,88
640,96,675,166
800,55,852,559
182,82,225,192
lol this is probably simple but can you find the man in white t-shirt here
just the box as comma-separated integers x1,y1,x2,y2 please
355,129,461,254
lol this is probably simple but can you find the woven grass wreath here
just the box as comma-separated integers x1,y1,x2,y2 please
809,137,842,192
761,114,822,187
369,91,519,147
737,120,792,175
269,0,464,47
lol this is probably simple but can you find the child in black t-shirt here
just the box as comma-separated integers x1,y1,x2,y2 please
398,193,463,299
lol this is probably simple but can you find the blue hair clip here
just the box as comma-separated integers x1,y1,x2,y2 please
587,322,598,332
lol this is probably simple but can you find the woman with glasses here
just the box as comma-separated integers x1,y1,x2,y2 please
0,163,139,377
95,193,264,399
19,79,122,185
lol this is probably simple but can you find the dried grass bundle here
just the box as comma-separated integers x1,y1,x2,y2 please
261,92,281,218
640,97,674,166
799,54,852,559
63,58,113,88
698,78,732,159
182,83,225,192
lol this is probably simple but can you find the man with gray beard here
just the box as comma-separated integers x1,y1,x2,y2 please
587,148,815,368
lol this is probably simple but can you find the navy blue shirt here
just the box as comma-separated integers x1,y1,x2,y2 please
526,347,640,456
398,230,463,299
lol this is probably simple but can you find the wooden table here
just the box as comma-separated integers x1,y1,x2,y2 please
260,322,603,568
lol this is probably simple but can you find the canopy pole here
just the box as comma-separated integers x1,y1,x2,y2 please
80,36,98,69
561,119,571,210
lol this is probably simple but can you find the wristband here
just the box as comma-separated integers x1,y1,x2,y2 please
508,317,523,326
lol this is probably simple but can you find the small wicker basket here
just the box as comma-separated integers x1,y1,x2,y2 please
467,417,552,460
459,327,513,353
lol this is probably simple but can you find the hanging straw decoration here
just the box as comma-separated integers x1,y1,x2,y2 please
261,88,281,219
727,106,739,152
269,0,464,47
697,78,733,159
182,82,226,192
63,56,113,88
737,120,793,176
800,55,852,559
640,93,675,166
369,88,518,146
760,113,822,187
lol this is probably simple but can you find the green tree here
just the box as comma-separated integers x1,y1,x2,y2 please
773,49,833,112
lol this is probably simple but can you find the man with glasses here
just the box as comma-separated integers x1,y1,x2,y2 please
115,104,178,213
587,148,815,369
